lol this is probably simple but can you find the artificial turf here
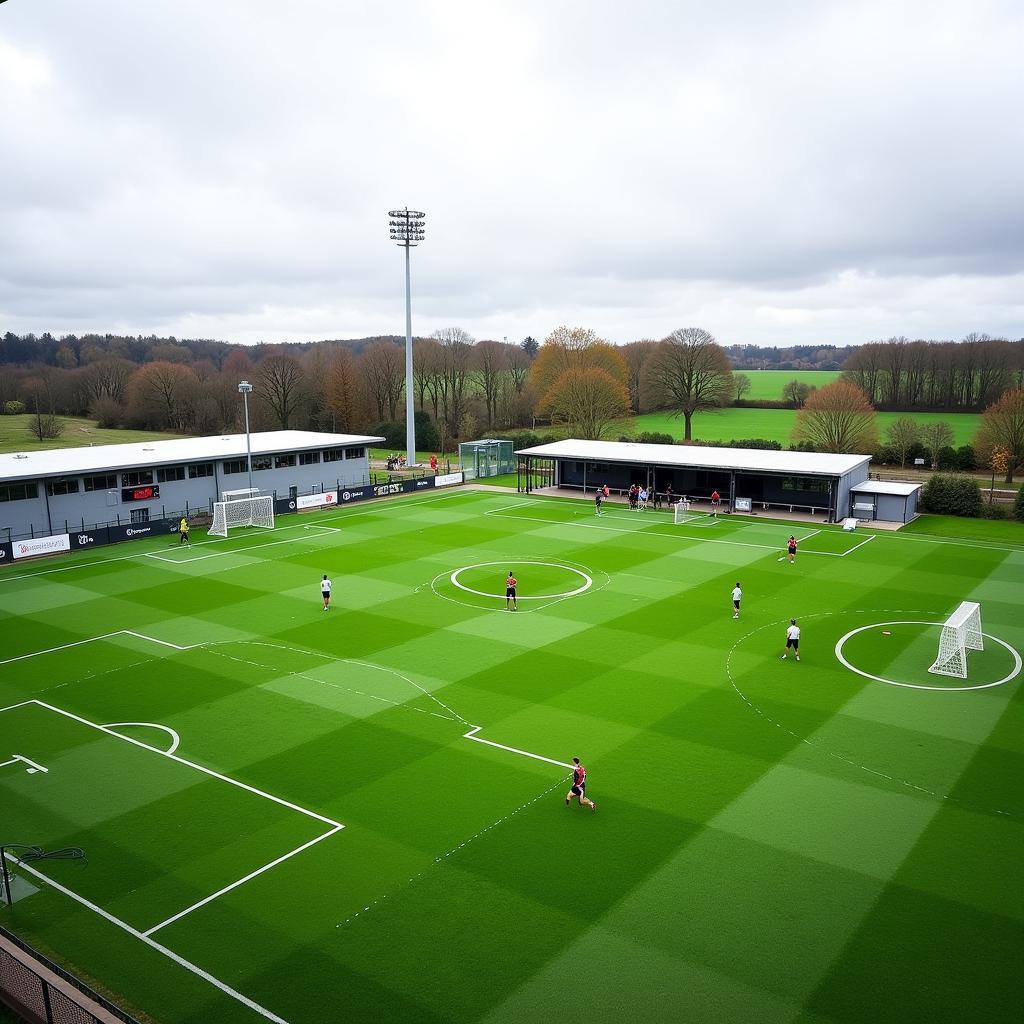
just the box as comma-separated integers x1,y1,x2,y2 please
0,488,1021,1024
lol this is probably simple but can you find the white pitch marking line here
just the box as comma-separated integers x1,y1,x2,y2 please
839,534,877,557
22,700,343,829
6,854,291,1024
143,824,344,937
0,754,48,773
485,499,541,515
462,726,574,768
102,722,182,755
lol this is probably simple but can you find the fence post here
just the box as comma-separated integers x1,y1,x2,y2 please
41,978,54,1023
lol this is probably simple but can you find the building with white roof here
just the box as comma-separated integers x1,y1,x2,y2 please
0,430,383,541
849,479,922,524
516,438,873,523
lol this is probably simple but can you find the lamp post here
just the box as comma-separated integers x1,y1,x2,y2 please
238,381,254,493
389,207,426,467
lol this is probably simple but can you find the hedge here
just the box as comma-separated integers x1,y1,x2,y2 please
920,474,983,517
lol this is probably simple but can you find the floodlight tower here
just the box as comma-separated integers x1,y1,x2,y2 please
389,207,426,467
237,380,254,493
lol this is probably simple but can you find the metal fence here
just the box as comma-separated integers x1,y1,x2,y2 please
0,926,140,1024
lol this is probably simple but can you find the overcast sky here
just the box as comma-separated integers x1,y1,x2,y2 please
1,0,1022,348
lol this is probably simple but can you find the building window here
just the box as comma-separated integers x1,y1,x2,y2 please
322,447,343,463
275,453,296,469
121,470,153,488
188,463,214,479
299,451,320,465
157,466,186,483
130,507,150,524
781,476,828,494
223,459,248,475
46,478,81,496
344,447,365,460
252,456,272,471
84,474,117,492
0,482,39,502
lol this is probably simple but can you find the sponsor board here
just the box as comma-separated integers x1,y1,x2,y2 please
0,542,12,562
13,534,71,560
339,486,372,503
296,491,338,511
434,472,464,487
734,497,752,512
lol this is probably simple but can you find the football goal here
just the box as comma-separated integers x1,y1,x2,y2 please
210,495,275,537
928,601,984,679
672,499,692,524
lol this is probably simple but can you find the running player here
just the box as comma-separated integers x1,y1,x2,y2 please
505,571,518,610
787,535,798,563
595,488,604,516
782,618,800,660
710,489,721,516
731,581,742,619
179,516,190,545
565,757,596,811
321,574,332,611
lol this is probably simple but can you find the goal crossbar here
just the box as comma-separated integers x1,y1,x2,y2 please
672,500,692,525
210,495,275,538
928,601,983,679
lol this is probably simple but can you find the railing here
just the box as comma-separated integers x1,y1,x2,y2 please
0,925,140,1024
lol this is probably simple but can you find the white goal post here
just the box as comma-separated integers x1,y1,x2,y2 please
221,487,261,502
928,601,984,679
672,500,692,525
209,495,275,538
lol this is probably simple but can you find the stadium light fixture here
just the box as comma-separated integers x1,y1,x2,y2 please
238,381,254,493
388,207,426,467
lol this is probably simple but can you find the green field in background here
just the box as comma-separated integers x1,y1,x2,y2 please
628,408,981,447
737,369,842,399
0,488,1020,1024
0,415,189,454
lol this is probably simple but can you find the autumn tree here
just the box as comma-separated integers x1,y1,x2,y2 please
325,347,363,432
975,388,1024,482
256,353,305,429
885,416,922,467
792,381,878,453
647,327,734,440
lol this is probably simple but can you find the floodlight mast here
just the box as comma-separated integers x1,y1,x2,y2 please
389,207,426,467
238,381,254,493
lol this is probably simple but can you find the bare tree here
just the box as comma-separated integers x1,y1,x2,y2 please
792,381,878,453
733,372,751,403
361,341,405,421
782,379,813,408
432,327,474,439
470,340,507,428
126,362,199,432
885,416,922,467
919,421,955,469
647,327,734,440
256,353,304,429
622,339,656,415
325,347,363,432
507,345,530,395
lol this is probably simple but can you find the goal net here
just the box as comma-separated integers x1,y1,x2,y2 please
222,487,261,502
672,499,692,524
928,601,984,679
210,495,275,537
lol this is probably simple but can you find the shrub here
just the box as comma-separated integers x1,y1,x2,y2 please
3,400,25,416
633,431,675,445
979,502,1011,520
1015,483,1024,523
90,397,123,428
936,445,958,471
956,444,978,471
414,410,439,451
726,438,782,450
920,474,983,517
370,421,405,450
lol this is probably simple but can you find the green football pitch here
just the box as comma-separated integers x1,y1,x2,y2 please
1,488,1021,1024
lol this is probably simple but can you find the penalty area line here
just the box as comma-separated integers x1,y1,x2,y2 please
462,726,573,768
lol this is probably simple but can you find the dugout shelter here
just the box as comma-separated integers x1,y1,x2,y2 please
0,430,383,542
516,439,872,524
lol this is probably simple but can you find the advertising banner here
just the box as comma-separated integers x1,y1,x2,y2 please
71,528,110,550
339,485,373,503
107,522,161,544
0,541,12,563
296,491,338,511
13,534,71,560
434,472,463,487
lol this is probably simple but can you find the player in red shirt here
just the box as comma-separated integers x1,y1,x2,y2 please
710,489,721,516
505,571,518,611
787,535,798,563
565,757,596,811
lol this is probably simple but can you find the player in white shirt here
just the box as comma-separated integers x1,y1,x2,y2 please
321,574,332,611
782,619,800,660
731,583,742,619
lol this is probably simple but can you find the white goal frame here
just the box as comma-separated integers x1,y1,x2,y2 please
221,487,261,502
928,601,984,679
672,500,692,524
210,495,275,538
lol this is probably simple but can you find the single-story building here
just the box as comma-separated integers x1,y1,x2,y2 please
516,439,873,524
849,480,922,525
0,430,383,541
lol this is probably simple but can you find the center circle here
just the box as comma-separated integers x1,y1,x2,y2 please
834,620,1022,691
449,561,593,601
